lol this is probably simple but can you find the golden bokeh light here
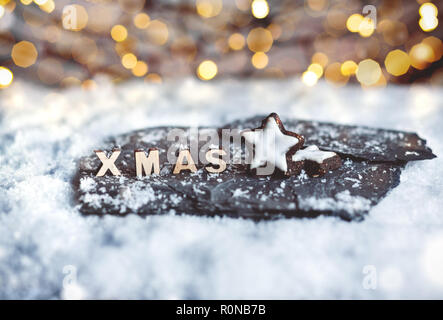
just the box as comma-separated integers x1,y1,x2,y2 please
306,0,328,12
145,73,162,84
251,52,268,69
196,0,223,18
302,70,318,87
20,0,32,4
111,25,128,42
419,3,438,18
132,61,148,77
358,18,375,37
62,4,88,31
0,66,13,88
197,60,218,80
82,79,97,90
346,14,363,33
307,63,323,78
0,5,5,18
419,16,438,32
134,13,150,29
121,53,138,69
409,43,433,70
251,0,269,19
146,20,169,45
228,33,245,51
385,49,410,76
247,27,273,53
422,36,443,62
34,0,48,5
61,76,81,87
267,23,282,40
340,60,358,76
39,0,55,13
325,62,349,86
356,59,382,86
11,40,38,68
312,52,328,68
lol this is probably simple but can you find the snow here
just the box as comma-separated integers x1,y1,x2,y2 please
0,77,442,299
292,145,337,163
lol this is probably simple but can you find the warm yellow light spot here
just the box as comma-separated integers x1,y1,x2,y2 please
197,60,218,80
111,25,128,42
325,62,349,86
0,5,4,18
21,0,32,4
312,52,328,68
419,16,438,32
132,61,148,77
61,76,81,87
306,0,328,12
228,33,245,51
146,20,169,45
196,0,223,18
251,0,269,19
409,43,434,70
267,23,282,40
358,18,375,37
422,36,443,62
302,71,318,87
384,50,410,76
247,27,273,53
0,0,10,6
39,0,54,13
62,4,88,31
356,59,382,86
346,14,363,33
0,66,13,88
419,3,438,18
340,60,358,76
34,0,48,5
134,13,150,29
251,52,268,69
11,41,38,68
82,79,97,90
307,63,323,78
145,73,162,84
121,53,137,69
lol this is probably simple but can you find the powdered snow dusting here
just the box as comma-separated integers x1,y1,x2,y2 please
0,78,442,299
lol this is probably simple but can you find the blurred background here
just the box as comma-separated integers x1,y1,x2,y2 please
0,0,441,90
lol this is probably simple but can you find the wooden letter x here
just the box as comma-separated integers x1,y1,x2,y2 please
95,149,121,176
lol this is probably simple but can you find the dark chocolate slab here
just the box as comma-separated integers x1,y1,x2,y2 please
73,117,435,221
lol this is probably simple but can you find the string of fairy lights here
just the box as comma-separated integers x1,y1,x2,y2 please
0,0,441,90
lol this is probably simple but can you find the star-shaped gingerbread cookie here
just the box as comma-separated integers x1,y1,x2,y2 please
242,113,304,175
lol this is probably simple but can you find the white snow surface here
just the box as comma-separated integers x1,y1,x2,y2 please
0,78,442,299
